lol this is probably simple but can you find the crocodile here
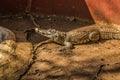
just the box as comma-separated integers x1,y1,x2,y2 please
25,13,120,51
0,26,16,42
34,24,120,50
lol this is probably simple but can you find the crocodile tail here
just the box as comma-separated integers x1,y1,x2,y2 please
100,32,120,40
113,33,120,39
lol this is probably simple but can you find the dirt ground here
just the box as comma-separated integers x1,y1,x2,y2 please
0,14,120,80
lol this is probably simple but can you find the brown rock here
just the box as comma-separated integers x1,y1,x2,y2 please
0,40,33,80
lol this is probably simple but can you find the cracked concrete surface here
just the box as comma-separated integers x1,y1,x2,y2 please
0,14,120,80
21,40,120,80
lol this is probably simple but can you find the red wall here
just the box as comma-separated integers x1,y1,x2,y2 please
0,0,120,24
85,0,120,24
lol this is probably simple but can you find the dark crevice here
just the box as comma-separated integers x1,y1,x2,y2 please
24,29,35,41
18,48,37,80
18,2,39,78
96,65,104,76
93,64,105,80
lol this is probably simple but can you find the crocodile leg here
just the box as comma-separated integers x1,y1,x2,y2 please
60,30,100,51
59,41,73,51
59,35,73,51
89,30,100,42
59,32,90,51
61,32,92,50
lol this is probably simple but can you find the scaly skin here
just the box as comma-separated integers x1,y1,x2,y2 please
0,26,16,42
35,24,120,50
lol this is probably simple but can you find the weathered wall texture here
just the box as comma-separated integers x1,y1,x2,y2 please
0,0,120,24
31,0,93,19
85,0,120,24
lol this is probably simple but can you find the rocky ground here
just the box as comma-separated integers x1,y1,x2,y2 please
0,14,120,80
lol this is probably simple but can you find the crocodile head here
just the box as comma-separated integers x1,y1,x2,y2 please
35,28,63,40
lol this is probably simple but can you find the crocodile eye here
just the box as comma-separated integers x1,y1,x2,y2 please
54,35,58,38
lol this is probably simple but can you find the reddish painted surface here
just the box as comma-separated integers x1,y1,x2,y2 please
0,0,120,24
85,0,120,24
